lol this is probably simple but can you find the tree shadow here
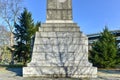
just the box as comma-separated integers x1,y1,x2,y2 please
98,69,120,74
6,67,23,76
34,31,94,78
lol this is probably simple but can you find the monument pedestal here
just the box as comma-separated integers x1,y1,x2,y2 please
23,0,97,78
23,23,97,78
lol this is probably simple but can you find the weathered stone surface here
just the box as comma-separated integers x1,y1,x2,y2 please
23,22,97,78
23,0,97,78
47,0,72,20
23,66,97,78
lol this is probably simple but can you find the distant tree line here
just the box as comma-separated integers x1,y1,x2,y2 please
0,25,11,64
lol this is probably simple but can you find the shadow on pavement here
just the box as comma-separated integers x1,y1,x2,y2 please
6,67,23,76
98,69,120,74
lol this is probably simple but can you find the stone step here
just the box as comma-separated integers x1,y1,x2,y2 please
41,23,78,27
23,66,97,78
39,27,80,32
35,32,87,38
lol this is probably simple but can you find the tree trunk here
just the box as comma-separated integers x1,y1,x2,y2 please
10,32,14,65
10,32,14,46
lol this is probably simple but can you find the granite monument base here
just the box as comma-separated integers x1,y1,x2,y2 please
23,23,97,78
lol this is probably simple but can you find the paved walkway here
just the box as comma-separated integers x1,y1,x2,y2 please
0,68,120,80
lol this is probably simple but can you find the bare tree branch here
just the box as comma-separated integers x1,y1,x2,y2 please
0,0,23,32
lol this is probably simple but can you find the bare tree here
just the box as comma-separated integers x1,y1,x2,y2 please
0,0,23,46
0,25,11,64
0,0,23,64
0,25,10,46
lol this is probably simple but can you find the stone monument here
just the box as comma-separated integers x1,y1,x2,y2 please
23,0,97,78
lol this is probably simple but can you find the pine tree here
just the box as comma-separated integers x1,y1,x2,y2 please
89,27,118,68
13,8,40,65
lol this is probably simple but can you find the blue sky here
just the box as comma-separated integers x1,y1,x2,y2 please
23,0,120,34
